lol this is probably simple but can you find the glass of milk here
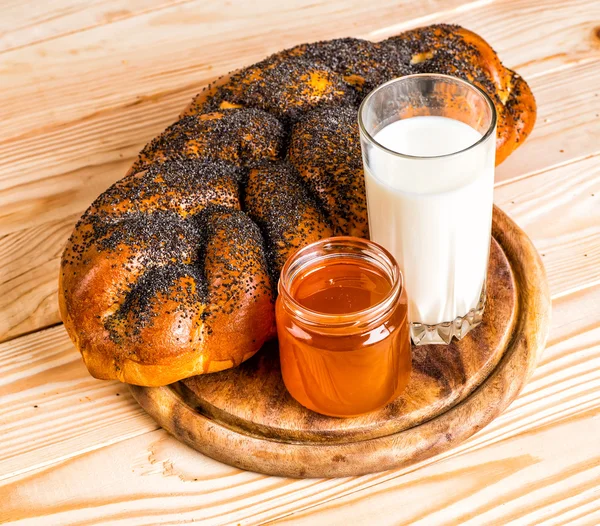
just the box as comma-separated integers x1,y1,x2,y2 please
358,74,497,345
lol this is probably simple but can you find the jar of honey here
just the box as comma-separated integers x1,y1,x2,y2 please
276,237,411,417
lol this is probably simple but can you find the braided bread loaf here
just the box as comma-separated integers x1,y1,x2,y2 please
59,24,536,386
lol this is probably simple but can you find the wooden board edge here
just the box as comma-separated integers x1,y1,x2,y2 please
129,205,551,478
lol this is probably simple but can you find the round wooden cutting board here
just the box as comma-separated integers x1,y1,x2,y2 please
130,206,551,478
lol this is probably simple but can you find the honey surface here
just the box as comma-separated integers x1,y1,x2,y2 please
277,257,411,417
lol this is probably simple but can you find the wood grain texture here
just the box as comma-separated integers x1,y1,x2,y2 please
129,207,550,478
0,325,157,481
0,0,190,53
496,59,600,183
0,283,594,525
0,215,77,341
495,154,600,298
0,0,474,144
275,407,600,525
426,0,600,79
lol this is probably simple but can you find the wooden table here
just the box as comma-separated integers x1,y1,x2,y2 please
1,1,599,524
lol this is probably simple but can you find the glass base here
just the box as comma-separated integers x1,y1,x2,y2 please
409,286,487,346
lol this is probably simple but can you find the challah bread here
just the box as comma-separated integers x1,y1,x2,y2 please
288,105,367,238
244,162,334,276
131,108,285,174
382,24,536,164
100,158,242,216
184,56,357,123
188,25,535,164
59,160,274,386
60,24,537,386
277,38,406,94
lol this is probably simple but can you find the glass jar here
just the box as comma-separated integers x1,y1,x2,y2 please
276,237,411,417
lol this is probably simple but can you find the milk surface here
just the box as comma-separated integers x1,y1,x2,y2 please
364,116,495,325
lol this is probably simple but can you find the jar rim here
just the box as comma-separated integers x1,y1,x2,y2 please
277,236,403,329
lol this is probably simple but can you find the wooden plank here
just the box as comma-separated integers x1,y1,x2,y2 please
1,283,598,524
0,0,474,144
0,215,76,341
0,0,192,54
274,407,600,525
402,0,600,79
496,60,600,183
0,325,158,481
1,0,598,236
494,155,600,298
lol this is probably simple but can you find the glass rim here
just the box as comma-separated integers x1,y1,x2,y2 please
277,236,403,328
358,73,498,161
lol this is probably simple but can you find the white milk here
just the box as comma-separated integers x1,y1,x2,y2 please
364,116,495,325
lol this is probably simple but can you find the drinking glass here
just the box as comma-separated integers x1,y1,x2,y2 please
358,74,497,345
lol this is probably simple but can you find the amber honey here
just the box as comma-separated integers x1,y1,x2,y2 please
276,237,411,417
